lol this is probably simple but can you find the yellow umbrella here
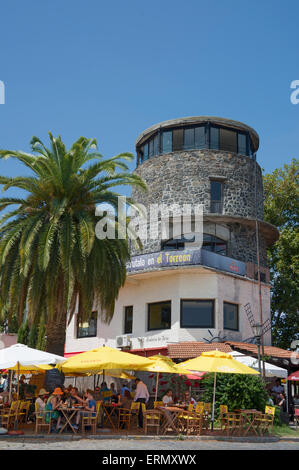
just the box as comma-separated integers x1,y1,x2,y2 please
136,354,192,401
97,370,136,380
180,350,259,429
7,364,53,373
59,346,154,375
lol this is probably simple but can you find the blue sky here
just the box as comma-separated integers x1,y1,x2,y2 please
0,0,298,197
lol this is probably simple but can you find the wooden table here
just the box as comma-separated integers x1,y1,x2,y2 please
58,407,81,434
158,406,182,435
235,409,262,436
103,404,118,430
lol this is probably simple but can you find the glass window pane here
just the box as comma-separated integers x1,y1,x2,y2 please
195,126,206,149
153,134,159,156
238,134,247,155
172,129,184,151
184,128,194,150
219,128,237,152
149,139,154,157
148,302,171,330
210,127,219,149
181,300,214,328
162,131,172,153
124,306,133,334
211,181,222,201
143,143,148,160
223,302,238,330
77,311,97,338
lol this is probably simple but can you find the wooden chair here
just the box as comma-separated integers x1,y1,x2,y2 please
18,400,31,423
81,400,102,435
222,412,242,436
203,403,211,412
130,402,141,428
253,406,275,436
1,401,19,430
177,410,203,435
294,407,299,429
219,405,228,431
195,403,204,414
153,401,163,409
143,409,163,435
34,402,52,434
118,407,132,430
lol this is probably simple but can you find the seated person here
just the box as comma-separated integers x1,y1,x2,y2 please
271,379,284,404
35,388,49,412
117,390,132,410
110,382,118,403
100,382,111,402
73,390,96,430
45,387,64,431
162,389,174,406
120,382,130,396
184,391,197,407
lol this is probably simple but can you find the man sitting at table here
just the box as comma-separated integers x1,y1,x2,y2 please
184,391,197,407
73,389,96,430
162,389,174,406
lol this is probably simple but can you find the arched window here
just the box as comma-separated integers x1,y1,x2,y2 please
161,234,227,256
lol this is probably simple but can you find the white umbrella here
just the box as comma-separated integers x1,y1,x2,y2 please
0,343,65,369
230,351,287,378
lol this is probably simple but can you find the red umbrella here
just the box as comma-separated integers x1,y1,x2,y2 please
288,370,299,381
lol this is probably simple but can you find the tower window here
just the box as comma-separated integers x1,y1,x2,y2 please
210,127,219,149
219,128,237,153
203,234,227,256
210,180,223,213
238,133,247,155
162,131,172,153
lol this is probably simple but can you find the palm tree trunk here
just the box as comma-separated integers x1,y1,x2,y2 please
45,314,67,357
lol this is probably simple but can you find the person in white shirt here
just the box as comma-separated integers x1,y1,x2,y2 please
162,389,174,406
134,378,149,428
35,388,49,413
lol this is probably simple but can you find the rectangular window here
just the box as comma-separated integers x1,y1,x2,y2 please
148,301,171,331
172,129,184,151
153,134,159,156
162,131,172,153
210,180,223,213
77,311,98,338
194,126,206,149
219,128,237,153
210,127,219,149
143,143,149,160
223,302,239,331
124,306,133,334
184,128,194,150
238,133,247,155
149,139,154,158
180,299,214,328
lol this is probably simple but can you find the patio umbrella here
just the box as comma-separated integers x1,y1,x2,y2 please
59,346,154,375
180,350,259,430
230,351,287,378
288,370,299,381
135,354,192,401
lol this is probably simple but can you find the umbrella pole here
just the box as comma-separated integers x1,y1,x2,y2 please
155,373,159,402
211,372,217,431
14,363,20,430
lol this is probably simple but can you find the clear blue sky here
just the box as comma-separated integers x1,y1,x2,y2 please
0,0,298,196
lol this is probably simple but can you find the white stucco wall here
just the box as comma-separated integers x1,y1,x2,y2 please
65,266,271,355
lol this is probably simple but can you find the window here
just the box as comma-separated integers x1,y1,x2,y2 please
161,238,185,251
148,301,171,331
219,128,237,153
180,299,214,328
184,128,195,150
237,133,247,155
223,302,239,331
210,180,223,213
162,131,172,153
149,138,154,158
195,126,206,149
124,306,133,334
172,129,184,151
143,143,149,160
210,127,219,149
202,234,227,256
77,311,97,338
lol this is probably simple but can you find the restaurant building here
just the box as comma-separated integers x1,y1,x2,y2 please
65,116,280,362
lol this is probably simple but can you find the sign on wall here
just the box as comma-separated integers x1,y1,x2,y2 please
126,249,246,276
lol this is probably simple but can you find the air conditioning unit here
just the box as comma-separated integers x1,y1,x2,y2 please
116,335,131,348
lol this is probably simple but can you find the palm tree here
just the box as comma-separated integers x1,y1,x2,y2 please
0,133,146,355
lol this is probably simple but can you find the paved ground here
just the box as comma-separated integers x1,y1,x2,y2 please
0,437,298,450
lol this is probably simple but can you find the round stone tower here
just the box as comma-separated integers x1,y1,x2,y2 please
131,116,278,271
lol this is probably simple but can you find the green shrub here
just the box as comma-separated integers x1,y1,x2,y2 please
201,373,268,417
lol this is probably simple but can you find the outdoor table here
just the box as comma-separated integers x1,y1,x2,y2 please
158,406,182,435
103,403,118,430
58,407,82,434
234,409,262,436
